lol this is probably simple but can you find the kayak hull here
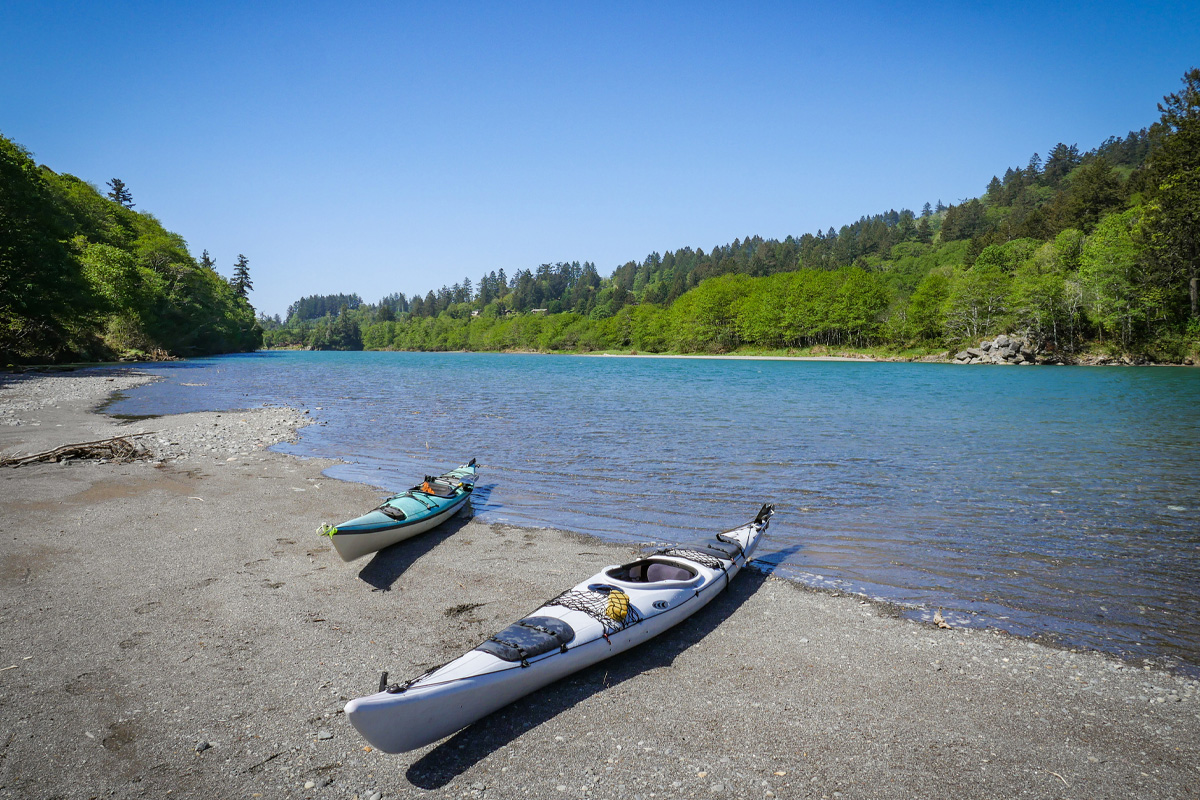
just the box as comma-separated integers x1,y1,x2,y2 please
329,460,478,562
330,493,471,562
345,504,773,752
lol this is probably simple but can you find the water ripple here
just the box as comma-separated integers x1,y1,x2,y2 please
108,351,1200,674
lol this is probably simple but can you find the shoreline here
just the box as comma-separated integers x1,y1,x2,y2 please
1,369,1198,799
13,346,1199,371
254,347,1199,366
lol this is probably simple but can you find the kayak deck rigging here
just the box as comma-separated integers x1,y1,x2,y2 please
351,503,776,752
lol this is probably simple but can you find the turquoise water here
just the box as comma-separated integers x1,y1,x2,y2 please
107,351,1200,673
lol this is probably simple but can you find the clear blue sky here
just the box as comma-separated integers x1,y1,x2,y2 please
3,2,1198,317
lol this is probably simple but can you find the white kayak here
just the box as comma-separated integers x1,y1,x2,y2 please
345,503,775,753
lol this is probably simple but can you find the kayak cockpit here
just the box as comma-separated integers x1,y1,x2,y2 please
411,477,459,497
604,558,701,586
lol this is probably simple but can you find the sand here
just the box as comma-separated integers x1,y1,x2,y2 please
0,368,1196,800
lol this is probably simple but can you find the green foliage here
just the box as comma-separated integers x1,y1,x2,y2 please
262,69,1200,361
79,242,144,313
1079,208,1145,346
287,294,363,322
906,271,951,342
1142,67,1200,321
0,132,260,363
1051,157,1123,232
944,263,1012,344
670,274,752,352
1,136,91,361
106,178,134,208
735,273,792,348
1007,267,1079,349
231,254,252,297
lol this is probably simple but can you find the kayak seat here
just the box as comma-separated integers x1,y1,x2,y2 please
605,559,697,584
476,616,576,664
646,562,694,582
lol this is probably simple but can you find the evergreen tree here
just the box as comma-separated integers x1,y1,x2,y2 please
985,176,1003,202
1055,157,1122,232
1143,67,1200,318
231,254,252,297
1026,152,1043,178
199,250,215,270
106,178,134,208
1043,143,1082,186
915,216,932,243
921,202,933,217
478,272,493,306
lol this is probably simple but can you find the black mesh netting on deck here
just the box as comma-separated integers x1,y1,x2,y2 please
654,547,726,570
547,586,643,634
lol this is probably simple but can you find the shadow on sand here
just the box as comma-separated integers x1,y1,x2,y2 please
356,506,476,591
353,479,497,590
404,568,769,789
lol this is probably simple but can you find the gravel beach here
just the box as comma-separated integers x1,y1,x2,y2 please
0,368,1197,800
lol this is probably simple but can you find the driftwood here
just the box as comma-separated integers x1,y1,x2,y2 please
1,432,156,468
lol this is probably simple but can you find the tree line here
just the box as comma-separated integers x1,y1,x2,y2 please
261,69,1200,360
1,135,261,364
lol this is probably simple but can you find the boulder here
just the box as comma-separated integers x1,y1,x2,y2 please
959,335,1047,364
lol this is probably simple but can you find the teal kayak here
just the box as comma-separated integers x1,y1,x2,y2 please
325,459,478,561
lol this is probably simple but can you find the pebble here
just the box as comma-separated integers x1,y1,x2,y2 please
2,370,309,459
194,740,210,752
316,729,333,740
304,780,315,789
368,792,382,800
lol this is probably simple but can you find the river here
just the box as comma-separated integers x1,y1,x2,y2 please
106,351,1200,673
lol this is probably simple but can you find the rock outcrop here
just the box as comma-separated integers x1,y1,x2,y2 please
954,334,1040,365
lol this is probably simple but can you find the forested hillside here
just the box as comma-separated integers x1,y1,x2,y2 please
0,135,261,365
263,70,1199,362
277,71,1194,363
